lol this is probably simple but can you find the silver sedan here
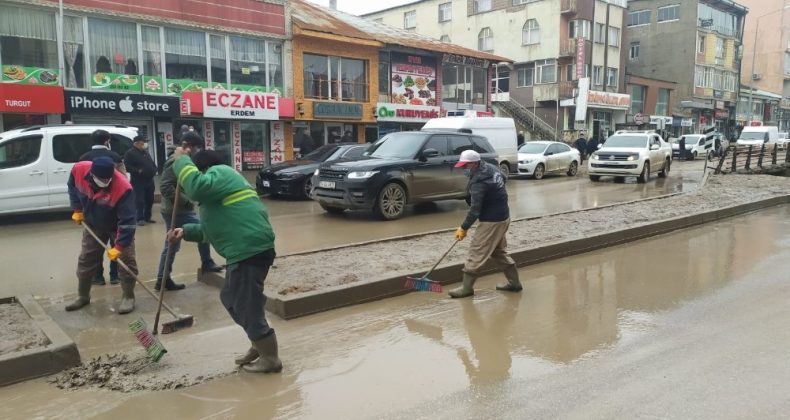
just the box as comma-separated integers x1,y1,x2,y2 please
517,141,581,180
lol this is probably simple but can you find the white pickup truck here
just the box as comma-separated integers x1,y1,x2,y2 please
588,130,673,183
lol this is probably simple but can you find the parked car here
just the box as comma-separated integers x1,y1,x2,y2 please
516,141,580,179
256,143,366,199
0,124,137,215
737,125,779,150
312,131,498,220
671,134,713,160
779,132,789,150
588,130,672,183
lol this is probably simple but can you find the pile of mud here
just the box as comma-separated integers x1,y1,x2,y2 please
0,302,50,355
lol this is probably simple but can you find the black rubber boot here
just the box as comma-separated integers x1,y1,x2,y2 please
155,277,185,291
65,277,92,311
496,264,523,292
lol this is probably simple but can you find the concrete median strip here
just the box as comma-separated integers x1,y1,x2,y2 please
199,174,790,320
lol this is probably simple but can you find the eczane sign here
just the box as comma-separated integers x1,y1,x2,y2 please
203,89,279,120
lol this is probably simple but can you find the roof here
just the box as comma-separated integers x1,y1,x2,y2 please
359,0,428,17
291,0,511,64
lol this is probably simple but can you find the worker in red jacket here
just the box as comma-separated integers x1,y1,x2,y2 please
66,157,139,314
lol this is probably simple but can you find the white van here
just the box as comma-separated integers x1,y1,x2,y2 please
422,117,518,178
737,126,779,148
0,124,138,215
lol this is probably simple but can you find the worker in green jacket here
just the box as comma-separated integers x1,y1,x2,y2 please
167,136,280,374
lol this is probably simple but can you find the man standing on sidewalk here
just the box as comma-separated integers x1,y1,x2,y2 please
449,150,522,298
155,133,223,291
124,135,158,226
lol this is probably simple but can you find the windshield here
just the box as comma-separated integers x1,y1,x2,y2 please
367,133,427,159
739,131,767,140
519,143,548,154
603,135,648,148
303,144,340,162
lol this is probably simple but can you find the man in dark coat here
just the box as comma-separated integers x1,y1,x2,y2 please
574,132,588,163
123,135,158,225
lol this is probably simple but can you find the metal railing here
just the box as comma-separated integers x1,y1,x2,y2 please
711,144,790,174
495,99,557,141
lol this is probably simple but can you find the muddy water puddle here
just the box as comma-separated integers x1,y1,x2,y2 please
1,205,788,419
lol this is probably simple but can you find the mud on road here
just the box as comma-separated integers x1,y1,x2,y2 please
0,302,49,356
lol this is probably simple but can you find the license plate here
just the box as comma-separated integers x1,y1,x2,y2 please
319,181,335,189
262,180,270,187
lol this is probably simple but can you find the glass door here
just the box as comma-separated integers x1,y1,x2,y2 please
213,121,232,166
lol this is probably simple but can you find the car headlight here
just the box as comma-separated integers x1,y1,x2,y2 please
279,172,304,179
626,154,639,161
347,171,379,179
314,169,320,176
591,153,599,160
519,159,533,164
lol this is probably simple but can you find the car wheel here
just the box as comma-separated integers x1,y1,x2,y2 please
499,163,510,183
320,203,345,214
692,151,698,160
300,178,313,200
658,158,670,178
375,183,406,220
533,163,545,180
566,161,578,177
589,175,600,182
638,162,650,183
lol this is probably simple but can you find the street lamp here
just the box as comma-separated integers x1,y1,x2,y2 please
747,5,790,125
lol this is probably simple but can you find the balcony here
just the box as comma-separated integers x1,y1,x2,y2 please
560,38,584,57
561,0,577,14
534,83,559,102
559,81,576,99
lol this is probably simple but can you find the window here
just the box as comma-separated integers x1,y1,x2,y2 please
607,67,618,87
88,17,139,81
440,35,451,43
631,85,645,115
522,19,540,45
267,41,283,92
535,59,556,84
698,34,705,53
450,136,473,155
513,0,538,4
715,37,725,59
165,28,207,83
471,137,495,153
378,51,390,96
229,36,265,88
210,35,227,87
658,5,680,22
404,11,416,29
608,26,620,47
786,52,790,76
698,4,738,38
63,16,85,88
594,23,605,43
566,63,589,81
141,26,162,80
478,27,493,52
0,6,58,73
517,65,534,87
303,53,367,102
474,0,492,13
627,10,651,27
439,3,452,22
423,136,449,155
569,20,591,40
656,88,669,115
630,42,640,60
0,135,42,170
593,65,604,85
52,133,133,163
342,146,367,159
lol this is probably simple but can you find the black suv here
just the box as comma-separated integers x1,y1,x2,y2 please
312,131,499,220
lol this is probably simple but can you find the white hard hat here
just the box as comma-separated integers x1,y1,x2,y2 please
455,150,481,167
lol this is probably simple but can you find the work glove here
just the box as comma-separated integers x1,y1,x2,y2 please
71,211,84,224
455,227,466,241
107,247,122,261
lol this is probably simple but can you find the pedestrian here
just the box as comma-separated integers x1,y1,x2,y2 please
574,132,588,164
714,136,722,157
79,129,123,286
66,157,138,314
155,132,223,291
123,135,158,226
586,136,599,157
679,136,687,160
517,132,525,147
448,150,522,298
167,138,281,373
297,129,315,157
341,130,353,142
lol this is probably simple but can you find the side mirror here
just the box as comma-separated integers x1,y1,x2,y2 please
421,148,439,159
650,144,660,150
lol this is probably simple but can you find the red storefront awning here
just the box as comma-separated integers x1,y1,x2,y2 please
0,83,65,114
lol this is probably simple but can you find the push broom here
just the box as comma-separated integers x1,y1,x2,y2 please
405,239,460,293
153,178,185,336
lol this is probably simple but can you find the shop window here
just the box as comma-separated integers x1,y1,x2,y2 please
473,67,486,104
88,18,139,80
230,36,265,89
63,16,85,88
241,122,268,170
141,26,162,79
0,6,58,74
0,135,42,170
210,35,227,87
303,53,368,102
165,28,207,83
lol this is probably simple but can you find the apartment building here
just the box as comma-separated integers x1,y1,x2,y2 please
364,0,630,141
625,0,747,136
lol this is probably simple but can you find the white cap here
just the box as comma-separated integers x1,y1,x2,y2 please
455,150,481,167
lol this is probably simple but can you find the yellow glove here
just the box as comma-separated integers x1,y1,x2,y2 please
107,247,121,261
71,211,84,224
455,227,467,241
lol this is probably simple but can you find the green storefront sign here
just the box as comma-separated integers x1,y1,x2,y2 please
313,102,363,119
91,72,141,91
142,76,165,94
2,65,59,85
165,79,209,95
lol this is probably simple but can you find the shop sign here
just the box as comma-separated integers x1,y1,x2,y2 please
2,65,59,85
681,118,693,127
232,122,242,171
313,102,363,119
203,89,279,120
91,72,141,91
442,53,489,68
180,99,191,116
715,100,725,110
391,53,437,107
575,38,585,80
575,77,590,121
203,121,215,150
587,90,630,109
165,79,208,95
143,76,164,94
633,112,646,125
715,109,729,119
0,83,65,114
713,90,723,99
270,122,285,164
64,91,180,117
376,103,440,122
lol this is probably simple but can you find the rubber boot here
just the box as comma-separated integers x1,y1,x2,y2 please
234,347,259,365
117,279,135,314
65,277,92,311
155,277,185,291
496,264,523,292
242,332,283,373
448,273,477,299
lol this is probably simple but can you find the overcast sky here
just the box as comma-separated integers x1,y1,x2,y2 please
306,0,416,15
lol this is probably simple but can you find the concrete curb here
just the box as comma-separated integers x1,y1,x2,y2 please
0,296,81,386
199,194,790,320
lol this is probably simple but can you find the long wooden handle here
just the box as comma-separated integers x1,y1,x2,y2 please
153,180,183,334
421,239,459,279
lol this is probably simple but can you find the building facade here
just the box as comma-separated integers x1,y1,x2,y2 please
625,0,747,137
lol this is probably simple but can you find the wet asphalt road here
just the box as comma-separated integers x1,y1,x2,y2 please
1,196,788,419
